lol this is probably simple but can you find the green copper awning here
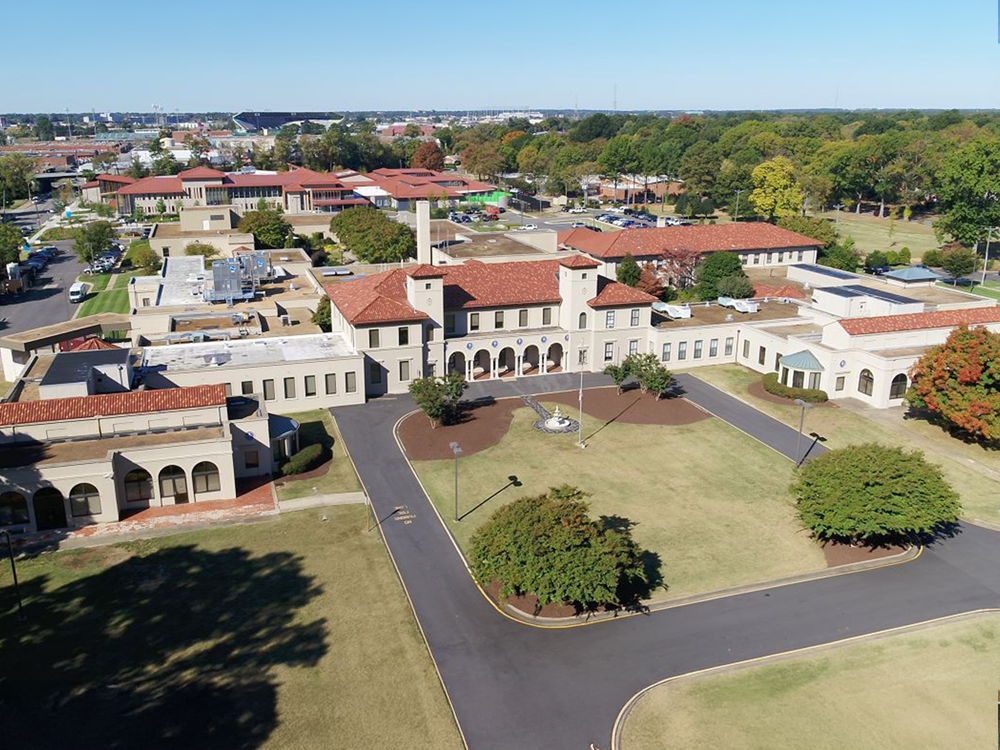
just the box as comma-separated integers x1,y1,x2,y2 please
779,350,824,371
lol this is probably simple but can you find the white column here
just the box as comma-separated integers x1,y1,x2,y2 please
491,357,498,379
541,353,548,374
515,354,522,377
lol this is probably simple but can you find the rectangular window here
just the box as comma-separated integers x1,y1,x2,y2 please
753,254,761,265
662,342,671,361
797,250,804,261
399,360,410,382
241,380,253,395
305,375,316,397
445,313,455,333
606,310,616,329
470,312,480,331
578,348,588,365
743,339,750,359
628,339,639,356
809,372,822,390
194,470,221,494
775,352,781,372
284,377,296,399
245,450,259,469
604,342,615,361
224,382,232,397
792,370,805,389
70,492,101,517
725,337,734,356
369,328,380,348
325,373,337,394
398,326,409,346
630,308,640,327
427,325,435,341
758,346,766,366
678,342,688,360
781,367,789,385
694,340,703,359
519,309,528,327
262,379,275,401
709,339,718,357
542,307,552,326
345,372,357,393
495,311,504,329
835,375,846,392
369,362,381,385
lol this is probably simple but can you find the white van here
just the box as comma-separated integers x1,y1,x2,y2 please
68,282,86,304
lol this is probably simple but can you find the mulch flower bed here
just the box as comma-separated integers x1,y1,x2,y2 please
821,540,907,567
397,389,709,460
482,579,581,618
748,380,837,408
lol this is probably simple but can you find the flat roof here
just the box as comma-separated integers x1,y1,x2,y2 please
441,235,543,258
0,313,131,353
791,263,855,280
818,284,920,305
39,349,131,386
157,256,209,307
140,332,356,372
654,300,801,329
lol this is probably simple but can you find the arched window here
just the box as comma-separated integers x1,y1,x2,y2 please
578,312,587,330
192,462,221,495
858,369,874,397
123,469,153,502
159,466,189,503
69,483,101,517
889,373,908,400
0,491,29,526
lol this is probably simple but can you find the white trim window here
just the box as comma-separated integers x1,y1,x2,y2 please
604,342,615,362
605,310,616,329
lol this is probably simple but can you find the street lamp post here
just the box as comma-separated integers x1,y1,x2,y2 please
733,188,743,223
577,368,585,449
450,441,462,522
981,226,997,287
0,529,25,622
833,204,843,231
793,398,814,467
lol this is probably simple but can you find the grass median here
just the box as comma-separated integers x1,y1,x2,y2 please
692,364,1000,522
411,401,825,604
621,613,998,750
0,506,462,750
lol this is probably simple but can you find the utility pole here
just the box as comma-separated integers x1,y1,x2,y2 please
733,189,744,223
981,226,997,287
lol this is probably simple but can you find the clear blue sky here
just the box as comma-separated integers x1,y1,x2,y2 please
7,0,1000,113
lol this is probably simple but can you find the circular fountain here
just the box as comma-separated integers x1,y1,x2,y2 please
544,406,571,431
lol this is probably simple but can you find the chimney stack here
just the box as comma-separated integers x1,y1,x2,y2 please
416,201,431,264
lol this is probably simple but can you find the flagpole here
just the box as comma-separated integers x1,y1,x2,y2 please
577,367,585,448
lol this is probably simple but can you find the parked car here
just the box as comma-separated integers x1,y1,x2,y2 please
515,224,538,231
607,206,627,214
865,265,892,276
68,282,86,304
570,221,588,228
567,207,586,214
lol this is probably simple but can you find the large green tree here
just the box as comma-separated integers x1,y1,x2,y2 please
75,221,116,266
407,372,467,427
329,207,415,263
907,325,1000,442
940,246,977,281
695,252,747,300
469,486,650,610
936,136,1000,247
239,210,292,249
411,141,445,171
616,252,641,287
0,222,23,266
791,443,960,544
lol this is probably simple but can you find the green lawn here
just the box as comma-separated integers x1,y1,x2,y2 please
0,506,462,750
412,401,826,604
75,285,130,317
812,209,940,260
692,365,1000,521
621,614,998,750
938,280,1000,301
275,410,362,501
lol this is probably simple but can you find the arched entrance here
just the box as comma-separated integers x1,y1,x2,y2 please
448,351,467,376
546,343,564,373
33,487,68,531
159,465,190,505
889,373,908,400
523,345,540,375
498,347,516,378
472,350,492,380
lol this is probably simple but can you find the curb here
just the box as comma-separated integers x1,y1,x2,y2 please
391,400,923,630
608,608,1000,750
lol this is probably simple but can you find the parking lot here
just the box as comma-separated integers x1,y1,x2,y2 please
0,240,86,337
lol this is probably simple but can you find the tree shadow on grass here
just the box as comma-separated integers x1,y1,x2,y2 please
597,514,667,612
0,545,327,750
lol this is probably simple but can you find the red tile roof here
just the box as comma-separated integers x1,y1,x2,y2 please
81,180,99,189
753,283,808,300
558,223,823,260
587,278,658,308
839,306,1000,336
357,168,496,200
0,384,227,427
179,167,226,179
96,173,135,184
117,176,185,195
406,264,447,278
65,337,120,352
559,254,601,269
325,271,429,325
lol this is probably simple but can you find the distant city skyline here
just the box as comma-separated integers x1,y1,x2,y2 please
6,0,1000,113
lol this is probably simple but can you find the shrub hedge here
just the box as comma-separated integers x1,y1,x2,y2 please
762,372,828,403
281,442,329,476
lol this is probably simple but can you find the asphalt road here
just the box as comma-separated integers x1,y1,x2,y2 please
0,240,85,337
333,374,1000,750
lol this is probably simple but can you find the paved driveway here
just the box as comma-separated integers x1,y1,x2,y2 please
333,374,1000,750
0,240,85,337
